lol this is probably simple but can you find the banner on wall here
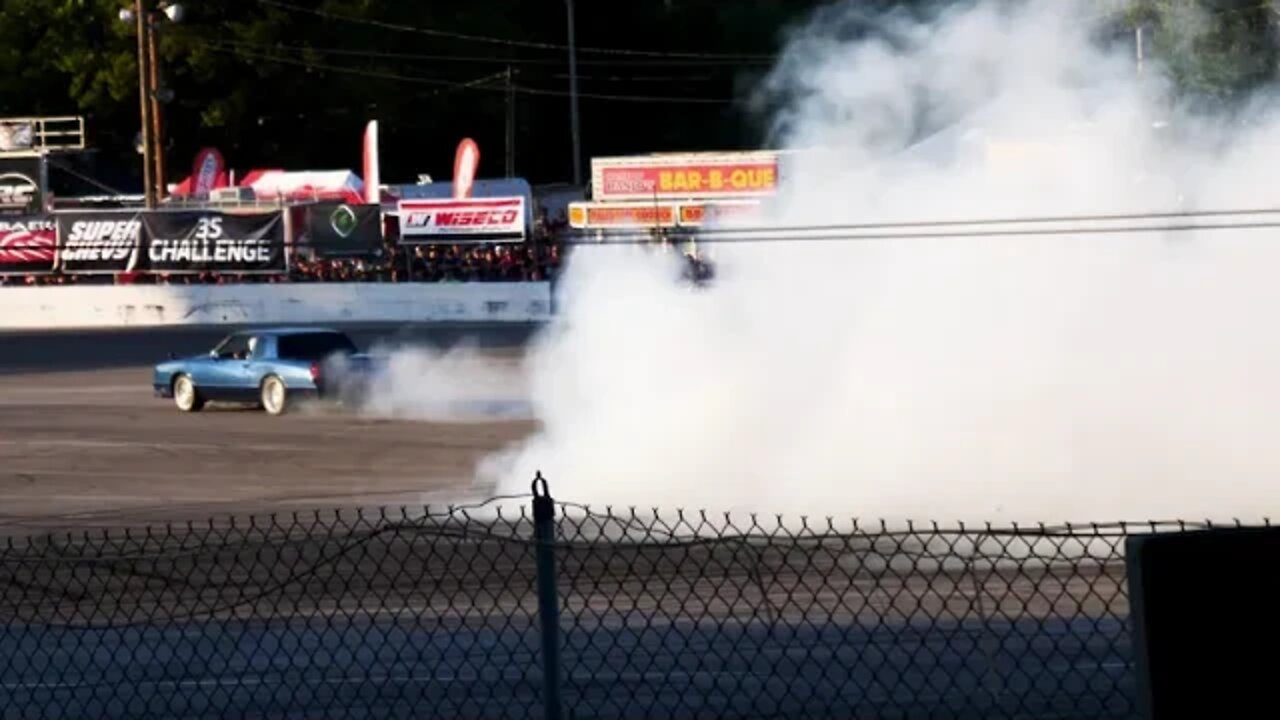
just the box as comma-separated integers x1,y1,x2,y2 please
397,196,526,242
304,202,383,257
142,211,286,273
55,209,286,274
56,211,142,274
0,216,55,275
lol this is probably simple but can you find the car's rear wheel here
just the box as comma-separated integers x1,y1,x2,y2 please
260,375,289,416
173,374,204,412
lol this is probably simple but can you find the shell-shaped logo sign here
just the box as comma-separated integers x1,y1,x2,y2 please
329,204,358,238
453,138,480,199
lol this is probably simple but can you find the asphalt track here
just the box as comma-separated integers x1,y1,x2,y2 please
0,322,1141,719
0,323,540,530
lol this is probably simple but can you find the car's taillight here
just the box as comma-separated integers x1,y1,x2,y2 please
310,362,321,382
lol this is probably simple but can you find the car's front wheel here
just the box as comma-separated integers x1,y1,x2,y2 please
173,374,205,412
260,375,289,416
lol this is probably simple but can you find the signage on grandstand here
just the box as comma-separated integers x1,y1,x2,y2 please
55,212,142,273
0,216,55,275
304,202,383,257
397,196,525,242
55,209,286,274
677,200,762,227
143,211,286,273
568,202,679,229
0,156,44,217
591,152,780,201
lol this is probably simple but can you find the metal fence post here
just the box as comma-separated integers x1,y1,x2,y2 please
531,471,564,720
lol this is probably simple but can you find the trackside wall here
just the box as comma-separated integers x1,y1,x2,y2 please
0,282,552,329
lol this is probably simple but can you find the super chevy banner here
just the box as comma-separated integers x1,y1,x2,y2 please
304,202,383,257
141,210,286,273
56,210,142,274
397,196,526,243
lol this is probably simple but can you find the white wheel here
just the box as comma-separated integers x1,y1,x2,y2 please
173,374,203,412
260,375,288,416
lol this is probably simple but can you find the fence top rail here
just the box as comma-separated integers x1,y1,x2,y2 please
0,492,1268,551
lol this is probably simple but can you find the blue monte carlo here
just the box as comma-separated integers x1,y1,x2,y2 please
153,327,377,415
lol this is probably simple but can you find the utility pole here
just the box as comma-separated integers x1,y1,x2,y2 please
148,14,166,202
1135,23,1144,75
566,0,582,186
505,66,515,178
134,0,155,208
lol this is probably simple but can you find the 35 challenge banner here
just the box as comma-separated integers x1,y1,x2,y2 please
56,209,287,274
141,210,286,273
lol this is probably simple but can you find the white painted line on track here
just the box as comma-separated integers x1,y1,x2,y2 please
0,385,139,395
0,439,302,451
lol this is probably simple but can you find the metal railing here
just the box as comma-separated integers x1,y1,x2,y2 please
0,477,1237,719
0,116,86,154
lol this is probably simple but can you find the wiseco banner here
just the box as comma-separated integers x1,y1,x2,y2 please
593,155,779,201
398,197,526,242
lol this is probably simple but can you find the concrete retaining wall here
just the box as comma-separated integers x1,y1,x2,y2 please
0,282,553,329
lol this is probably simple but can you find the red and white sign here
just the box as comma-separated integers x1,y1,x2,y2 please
453,138,480,199
591,152,781,201
677,200,762,227
568,201,679,229
0,217,55,272
398,196,525,241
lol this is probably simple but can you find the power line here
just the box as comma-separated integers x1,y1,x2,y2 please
555,207,1280,245
631,205,1280,237
210,38,773,68
202,43,738,104
255,0,776,60
562,219,1280,246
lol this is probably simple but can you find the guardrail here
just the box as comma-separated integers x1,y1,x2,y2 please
0,478,1236,720
0,116,86,153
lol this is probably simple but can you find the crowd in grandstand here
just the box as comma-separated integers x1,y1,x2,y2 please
0,205,727,287
0,206,568,287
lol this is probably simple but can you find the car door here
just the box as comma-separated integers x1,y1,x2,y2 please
200,333,251,400
229,334,268,401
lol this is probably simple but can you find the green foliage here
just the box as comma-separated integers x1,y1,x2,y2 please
1122,0,1279,103
4,0,1274,188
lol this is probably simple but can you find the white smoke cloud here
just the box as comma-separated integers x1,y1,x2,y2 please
462,0,1280,525
339,341,531,422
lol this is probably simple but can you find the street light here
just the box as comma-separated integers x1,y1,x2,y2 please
120,1,182,208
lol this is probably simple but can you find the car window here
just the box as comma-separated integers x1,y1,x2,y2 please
213,334,251,359
277,333,357,360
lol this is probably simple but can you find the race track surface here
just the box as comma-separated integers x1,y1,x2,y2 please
0,323,540,530
0,322,1142,719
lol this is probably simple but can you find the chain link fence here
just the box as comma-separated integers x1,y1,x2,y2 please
0,479,1236,719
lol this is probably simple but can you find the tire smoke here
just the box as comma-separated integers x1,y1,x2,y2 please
469,0,1280,524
